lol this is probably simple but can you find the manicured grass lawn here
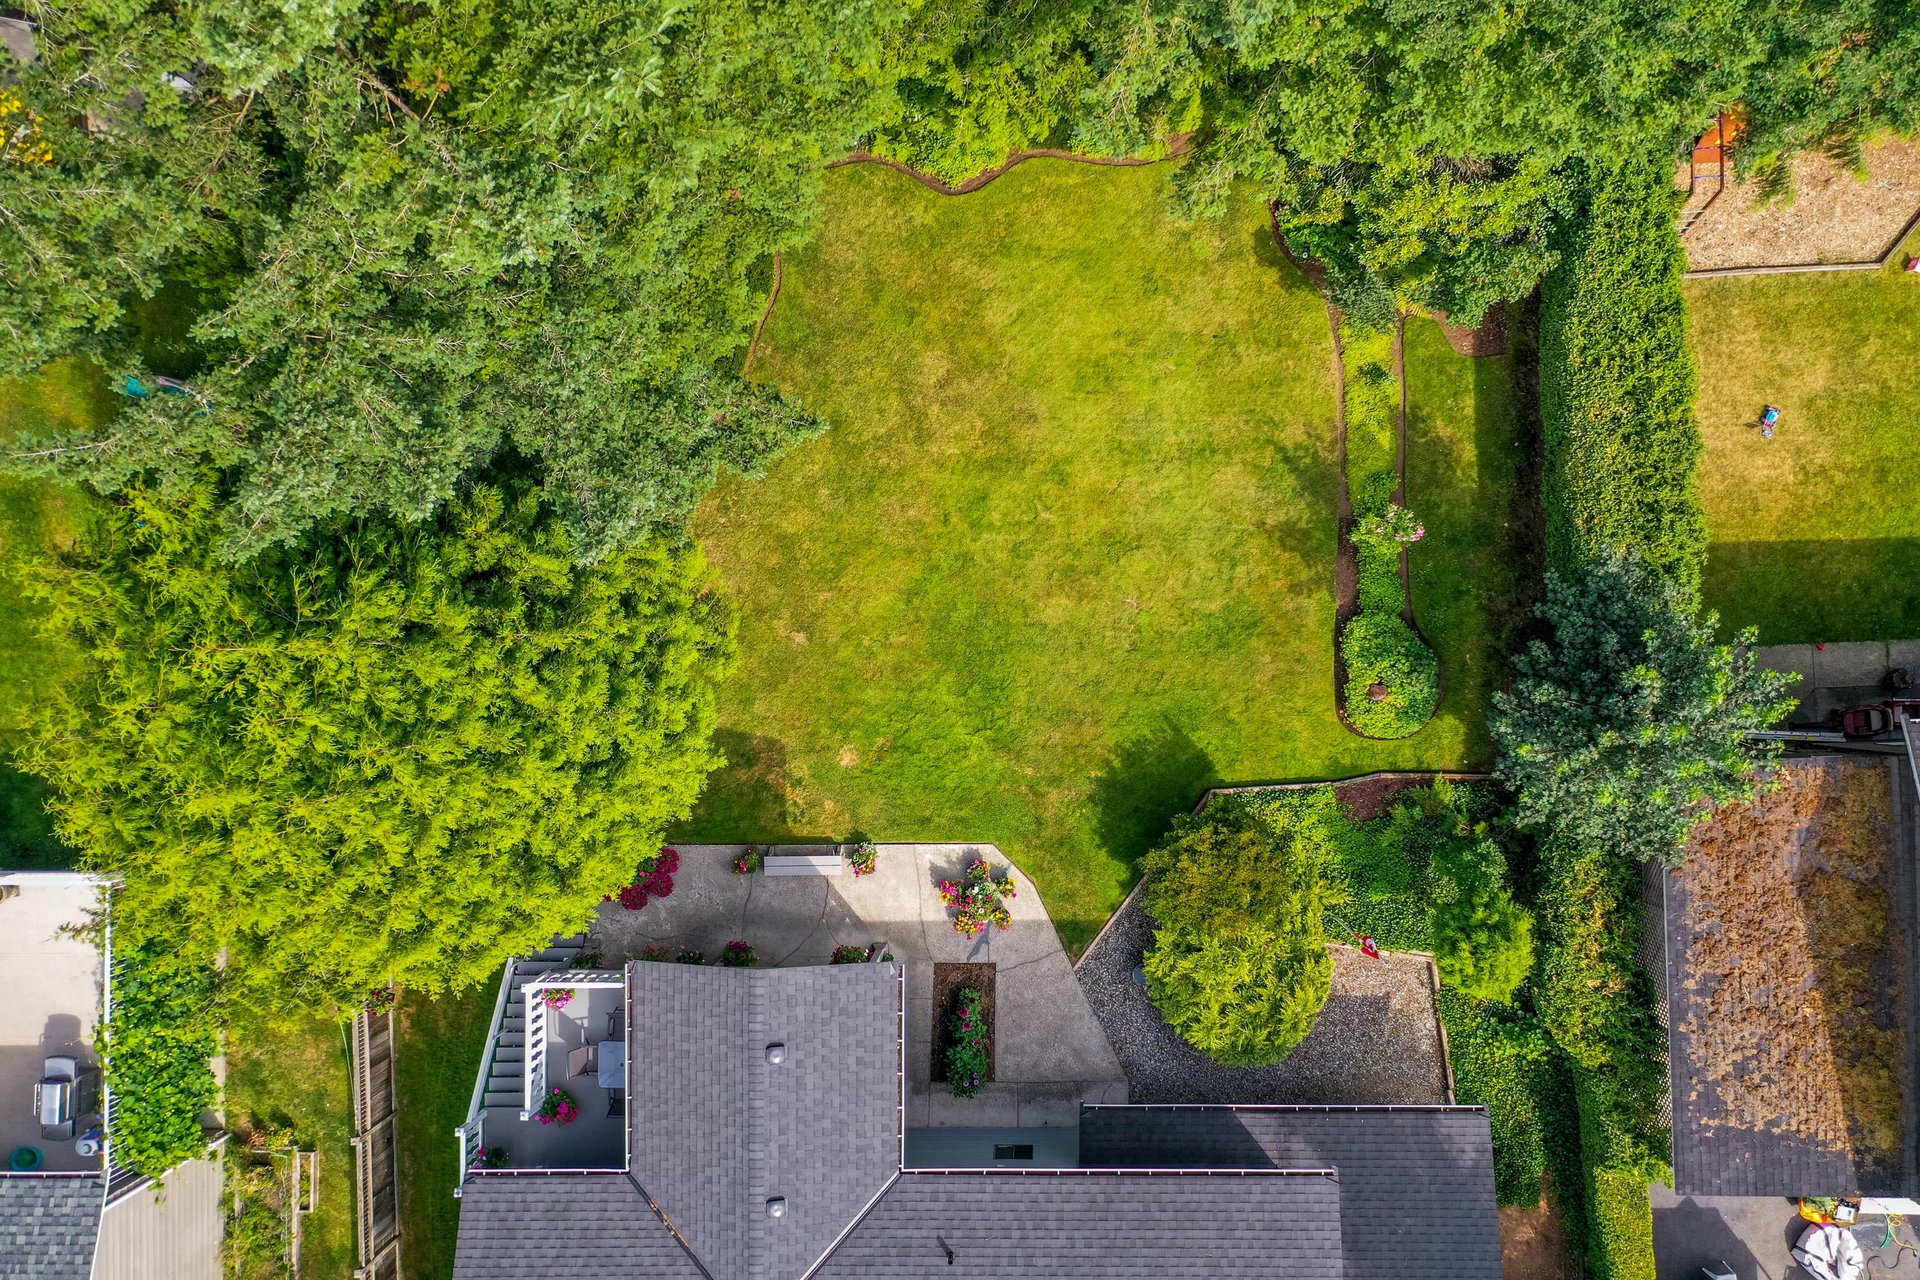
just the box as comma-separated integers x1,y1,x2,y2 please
1689,242,1920,642
396,987,497,1280
682,160,1525,950
0,357,108,868
225,1013,359,1279
1404,319,1526,737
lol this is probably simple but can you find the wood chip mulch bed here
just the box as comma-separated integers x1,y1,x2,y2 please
931,962,996,1084
1682,139,1920,271
1676,757,1908,1172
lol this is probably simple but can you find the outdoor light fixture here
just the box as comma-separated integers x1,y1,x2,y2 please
766,1042,786,1065
766,1197,787,1219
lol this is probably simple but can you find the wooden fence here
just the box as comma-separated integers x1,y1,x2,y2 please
349,1006,402,1280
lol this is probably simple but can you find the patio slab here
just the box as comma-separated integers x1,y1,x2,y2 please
0,872,107,1174
589,844,1126,1126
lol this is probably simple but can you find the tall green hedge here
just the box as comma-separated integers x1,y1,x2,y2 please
103,943,219,1177
1539,157,1706,598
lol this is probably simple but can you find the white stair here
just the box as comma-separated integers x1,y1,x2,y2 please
477,934,585,1117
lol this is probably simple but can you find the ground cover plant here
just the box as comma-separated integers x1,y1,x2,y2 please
682,160,1527,949
100,940,220,1177
1142,794,1343,1066
1689,237,1920,642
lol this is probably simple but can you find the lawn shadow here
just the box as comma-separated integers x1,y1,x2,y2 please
677,730,801,839
1089,722,1221,876
1705,538,1920,644
0,762,71,870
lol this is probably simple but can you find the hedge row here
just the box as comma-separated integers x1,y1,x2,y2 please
1539,155,1706,598
102,943,220,1178
1338,322,1436,738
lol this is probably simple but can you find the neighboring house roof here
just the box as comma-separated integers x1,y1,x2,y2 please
93,1155,224,1280
0,1177,104,1280
626,961,903,1279
1077,1104,1502,1280
1664,755,1917,1196
451,1175,703,1280
813,1170,1344,1279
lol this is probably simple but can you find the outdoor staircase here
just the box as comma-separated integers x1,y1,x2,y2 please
477,934,587,1115
1678,111,1739,236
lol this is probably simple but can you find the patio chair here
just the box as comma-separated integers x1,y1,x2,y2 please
568,1044,597,1078
608,1089,625,1119
605,1010,622,1040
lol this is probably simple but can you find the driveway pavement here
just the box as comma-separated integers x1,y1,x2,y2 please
588,843,1127,1127
1651,1184,1920,1279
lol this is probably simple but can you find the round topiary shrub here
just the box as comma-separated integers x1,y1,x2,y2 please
1341,612,1438,738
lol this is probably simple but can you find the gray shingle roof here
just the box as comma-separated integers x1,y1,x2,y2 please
450,1174,702,1279
0,1175,103,1280
627,961,902,1280
814,1170,1344,1278
1078,1105,1501,1280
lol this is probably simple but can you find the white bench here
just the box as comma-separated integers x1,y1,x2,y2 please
762,848,845,877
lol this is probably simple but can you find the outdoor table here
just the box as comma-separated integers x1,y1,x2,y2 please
597,1039,625,1090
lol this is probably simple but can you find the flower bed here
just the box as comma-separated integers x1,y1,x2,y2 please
831,944,870,965
849,841,877,876
944,987,991,1098
931,962,995,1091
616,846,681,909
938,858,1016,938
674,947,705,965
536,1088,578,1126
720,940,758,968
732,845,763,875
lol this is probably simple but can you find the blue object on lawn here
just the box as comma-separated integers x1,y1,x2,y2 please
118,374,193,399
1762,405,1781,425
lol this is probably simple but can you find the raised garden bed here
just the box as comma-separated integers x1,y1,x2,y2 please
931,962,996,1084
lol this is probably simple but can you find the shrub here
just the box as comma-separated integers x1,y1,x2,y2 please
617,847,681,909
673,947,705,965
1432,881,1534,1004
830,945,870,965
1588,1165,1657,1280
732,845,763,875
362,988,397,1016
101,944,219,1178
720,940,757,968
1493,554,1796,868
1143,795,1343,1065
848,841,878,877
945,987,990,1098
535,1088,578,1127
1540,155,1706,596
1341,612,1439,739
480,1146,510,1169
633,945,674,963
937,860,1016,938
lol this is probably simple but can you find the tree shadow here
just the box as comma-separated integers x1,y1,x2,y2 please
1088,722,1220,875
676,730,800,839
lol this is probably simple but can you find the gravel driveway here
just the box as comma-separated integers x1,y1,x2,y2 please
1076,885,1451,1104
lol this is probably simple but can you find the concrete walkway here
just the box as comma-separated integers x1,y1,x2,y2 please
1757,640,1920,727
587,844,1127,1128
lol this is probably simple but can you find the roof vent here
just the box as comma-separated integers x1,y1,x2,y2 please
765,1042,786,1065
766,1197,787,1219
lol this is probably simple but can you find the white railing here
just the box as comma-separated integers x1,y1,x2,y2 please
453,1117,483,1197
464,959,516,1127
522,1000,547,1119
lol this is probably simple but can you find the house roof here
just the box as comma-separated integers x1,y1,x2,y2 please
0,1176,104,1280
812,1170,1345,1279
1664,755,1918,1196
1077,1104,1502,1279
450,1174,703,1279
626,960,904,1280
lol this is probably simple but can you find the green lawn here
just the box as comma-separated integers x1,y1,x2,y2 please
0,357,108,868
1690,243,1920,642
225,1014,359,1279
396,988,497,1280
681,159,1524,950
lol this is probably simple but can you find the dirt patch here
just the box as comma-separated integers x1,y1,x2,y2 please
1433,303,1513,357
1677,758,1907,1173
1333,772,1442,822
931,962,996,1084
1499,1181,1573,1280
1682,139,1920,271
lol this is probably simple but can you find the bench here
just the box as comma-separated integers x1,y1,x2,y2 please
763,848,845,877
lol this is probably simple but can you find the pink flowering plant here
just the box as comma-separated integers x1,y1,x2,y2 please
1357,503,1425,545
362,987,397,1016
831,944,869,965
937,859,1016,938
944,987,990,1098
617,847,681,909
540,987,575,1011
848,841,878,877
732,845,763,875
536,1088,578,1126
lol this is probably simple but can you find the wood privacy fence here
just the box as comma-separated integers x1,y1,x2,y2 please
349,1006,402,1280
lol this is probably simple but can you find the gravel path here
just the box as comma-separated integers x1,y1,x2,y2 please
1076,887,1450,1104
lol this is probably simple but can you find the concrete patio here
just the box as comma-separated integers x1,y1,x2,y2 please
588,844,1127,1127
0,872,107,1174
1652,1185,1920,1279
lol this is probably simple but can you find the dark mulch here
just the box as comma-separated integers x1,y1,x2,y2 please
931,962,996,1083
1333,772,1444,822
1435,302,1513,357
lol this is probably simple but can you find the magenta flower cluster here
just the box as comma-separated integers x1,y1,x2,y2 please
732,846,763,876
536,1088,578,1127
541,986,575,1011
848,841,878,877
937,859,1016,938
617,847,681,910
